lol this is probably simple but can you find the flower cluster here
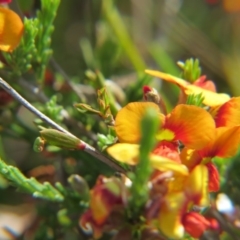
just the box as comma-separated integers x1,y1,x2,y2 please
80,68,240,239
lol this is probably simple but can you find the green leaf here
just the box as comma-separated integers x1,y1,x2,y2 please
0,159,64,202
178,58,201,82
128,107,159,217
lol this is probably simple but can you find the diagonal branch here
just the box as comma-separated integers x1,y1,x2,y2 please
0,77,125,173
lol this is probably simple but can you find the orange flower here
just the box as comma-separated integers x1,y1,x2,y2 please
115,102,215,150
181,126,240,191
210,97,240,127
145,70,230,107
0,7,24,52
223,0,240,12
107,143,189,175
80,175,126,238
157,164,209,238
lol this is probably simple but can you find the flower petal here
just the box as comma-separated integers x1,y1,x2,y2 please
158,192,186,239
0,7,24,52
198,126,240,158
115,102,163,143
107,143,139,165
185,164,209,206
212,97,240,127
194,75,216,92
182,212,210,238
153,141,181,163
150,154,189,175
206,163,219,192
164,104,215,149
223,0,240,12
180,148,201,171
79,210,103,239
184,85,230,107
145,70,230,107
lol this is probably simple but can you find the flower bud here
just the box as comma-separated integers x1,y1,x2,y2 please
40,129,84,150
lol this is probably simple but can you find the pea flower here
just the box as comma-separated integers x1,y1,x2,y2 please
80,175,127,239
145,69,230,107
149,164,210,238
114,101,215,149
0,6,24,52
181,126,240,191
210,97,240,127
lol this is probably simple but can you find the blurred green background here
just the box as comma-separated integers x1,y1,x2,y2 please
17,0,240,95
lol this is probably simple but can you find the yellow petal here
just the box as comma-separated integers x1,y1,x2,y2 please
180,148,201,171
158,192,186,239
185,165,209,206
223,0,240,12
164,104,215,150
184,85,230,107
145,70,189,87
150,154,189,175
115,102,163,143
107,143,139,165
0,7,24,52
145,70,230,107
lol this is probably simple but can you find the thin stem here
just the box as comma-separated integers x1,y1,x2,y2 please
0,78,125,173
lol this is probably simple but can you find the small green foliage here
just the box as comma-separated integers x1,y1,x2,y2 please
178,58,201,82
34,0,60,80
97,87,115,124
97,133,116,151
3,18,39,76
128,107,159,217
57,208,72,227
75,87,115,125
38,96,64,123
33,136,45,152
186,93,205,107
67,174,90,201
0,159,64,202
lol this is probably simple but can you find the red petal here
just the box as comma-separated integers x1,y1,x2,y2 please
182,212,210,238
206,162,219,192
213,97,240,127
164,105,215,149
194,75,216,92
152,141,181,163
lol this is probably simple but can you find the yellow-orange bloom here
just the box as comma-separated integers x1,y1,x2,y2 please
0,7,24,52
181,126,240,192
107,143,189,175
115,102,163,143
145,70,230,107
115,102,215,150
158,164,209,239
223,0,240,12
210,97,240,127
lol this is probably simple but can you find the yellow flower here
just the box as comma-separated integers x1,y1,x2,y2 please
115,102,215,150
158,164,209,239
145,69,230,107
0,7,24,52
